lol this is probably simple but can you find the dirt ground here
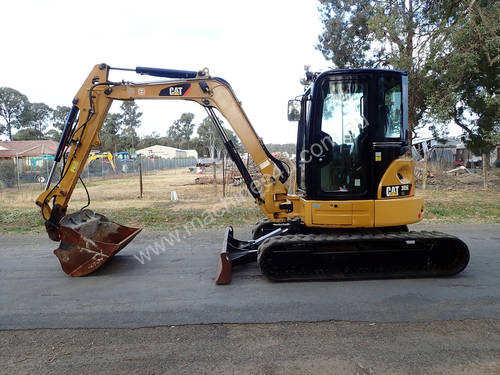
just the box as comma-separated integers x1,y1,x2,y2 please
0,167,252,211
1,319,499,375
414,162,500,191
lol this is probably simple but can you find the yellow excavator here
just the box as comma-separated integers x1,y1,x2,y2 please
36,63,469,282
87,151,116,171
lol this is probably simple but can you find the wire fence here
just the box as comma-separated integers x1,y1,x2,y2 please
0,154,295,200
0,157,198,190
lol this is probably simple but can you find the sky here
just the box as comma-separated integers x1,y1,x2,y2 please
1,0,331,144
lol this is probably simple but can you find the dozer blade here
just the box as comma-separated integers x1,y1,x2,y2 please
53,209,142,277
215,227,258,284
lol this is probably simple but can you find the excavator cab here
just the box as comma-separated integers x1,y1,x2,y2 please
296,69,408,201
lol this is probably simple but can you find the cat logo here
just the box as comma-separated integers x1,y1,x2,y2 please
169,87,184,96
386,186,400,197
381,184,411,198
159,84,191,97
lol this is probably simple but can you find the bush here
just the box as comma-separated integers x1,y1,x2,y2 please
0,160,17,188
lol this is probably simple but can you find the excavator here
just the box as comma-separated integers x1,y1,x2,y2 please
87,151,116,171
35,63,470,282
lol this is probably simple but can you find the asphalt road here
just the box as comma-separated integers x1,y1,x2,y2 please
0,223,499,330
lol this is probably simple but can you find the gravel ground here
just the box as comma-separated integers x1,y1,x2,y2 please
1,319,499,375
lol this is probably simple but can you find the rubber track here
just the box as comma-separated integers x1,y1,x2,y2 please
257,231,470,281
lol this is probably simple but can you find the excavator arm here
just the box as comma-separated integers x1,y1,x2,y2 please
87,152,116,172
36,63,292,277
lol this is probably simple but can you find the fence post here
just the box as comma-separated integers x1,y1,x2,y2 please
213,160,217,197
46,159,50,185
422,154,428,190
16,156,20,191
139,159,144,198
482,153,488,189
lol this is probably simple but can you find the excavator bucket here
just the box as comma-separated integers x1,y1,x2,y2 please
53,209,142,277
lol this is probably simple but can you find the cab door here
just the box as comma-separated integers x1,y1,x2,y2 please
308,74,371,200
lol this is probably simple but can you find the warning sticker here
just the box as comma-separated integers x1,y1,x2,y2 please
259,160,271,170
69,160,79,173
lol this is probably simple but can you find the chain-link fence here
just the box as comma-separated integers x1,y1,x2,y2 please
0,154,297,199
0,157,198,190
85,157,197,178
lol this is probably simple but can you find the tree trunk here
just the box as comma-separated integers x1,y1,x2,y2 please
482,153,488,189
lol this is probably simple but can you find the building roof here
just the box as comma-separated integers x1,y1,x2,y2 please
0,140,59,158
136,145,179,154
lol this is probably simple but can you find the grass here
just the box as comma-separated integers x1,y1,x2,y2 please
0,168,499,234
0,168,261,233
417,189,500,223
0,208,45,233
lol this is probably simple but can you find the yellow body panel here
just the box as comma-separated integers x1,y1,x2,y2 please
291,195,423,228
375,196,424,226
301,199,374,228
377,158,416,199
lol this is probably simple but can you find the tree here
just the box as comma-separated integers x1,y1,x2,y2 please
196,116,242,158
136,132,163,149
45,129,61,141
19,102,53,138
120,101,142,150
52,105,72,131
266,143,296,154
13,128,45,140
316,0,461,143
427,0,499,160
167,113,196,148
0,87,29,140
100,113,123,153
196,116,217,158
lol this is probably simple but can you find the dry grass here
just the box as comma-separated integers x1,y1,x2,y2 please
0,168,259,233
0,168,254,210
0,167,499,233
416,189,500,223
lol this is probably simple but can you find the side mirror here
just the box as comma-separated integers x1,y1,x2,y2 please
287,99,301,121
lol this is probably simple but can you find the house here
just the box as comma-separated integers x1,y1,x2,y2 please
0,140,58,171
0,140,58,160
135,145,198,159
